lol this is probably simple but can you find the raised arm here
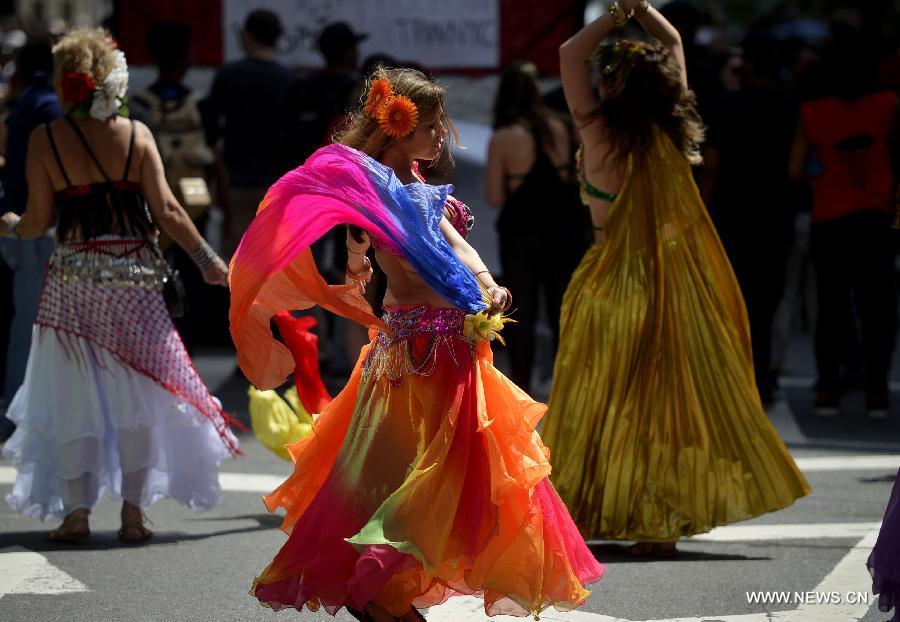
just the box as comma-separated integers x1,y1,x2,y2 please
558,10,618,125
624,0,687,89
0,129,55,240
138,122,229,285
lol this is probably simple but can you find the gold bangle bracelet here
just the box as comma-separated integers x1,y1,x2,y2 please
634,0,651,18
607,0,630,28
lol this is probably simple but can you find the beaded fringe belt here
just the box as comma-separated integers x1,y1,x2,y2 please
362,305,476,386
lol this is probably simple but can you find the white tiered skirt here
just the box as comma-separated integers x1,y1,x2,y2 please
3,327,233,520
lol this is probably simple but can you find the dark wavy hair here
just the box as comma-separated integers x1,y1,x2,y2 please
492,60,553,150
588,40,704,165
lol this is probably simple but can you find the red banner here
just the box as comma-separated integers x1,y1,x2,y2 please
500,0,583,75
116,0,224,67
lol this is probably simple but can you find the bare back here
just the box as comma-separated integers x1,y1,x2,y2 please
17,112,210,263
40,116,146,191
502,117,572,193
486,115,576,208
577,119,626,227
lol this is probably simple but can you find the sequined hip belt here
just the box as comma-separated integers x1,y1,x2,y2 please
380,304,468,345
49,237,168,289
363,304,474,384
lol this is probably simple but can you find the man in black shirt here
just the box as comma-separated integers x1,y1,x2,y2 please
201,9,298,259
706,33,799,406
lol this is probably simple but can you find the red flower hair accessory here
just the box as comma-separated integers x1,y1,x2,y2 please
365,77,393,118
378,95,419,138
61,72,96,104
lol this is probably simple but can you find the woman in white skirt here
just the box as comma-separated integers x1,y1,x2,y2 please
0,29,238,543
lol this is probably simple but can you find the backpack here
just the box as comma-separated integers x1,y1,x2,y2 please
132,88,214,222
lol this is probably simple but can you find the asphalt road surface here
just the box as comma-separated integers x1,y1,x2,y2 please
2,333,900,622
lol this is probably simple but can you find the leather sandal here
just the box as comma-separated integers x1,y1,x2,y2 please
118,504,153,544
48,508,91,543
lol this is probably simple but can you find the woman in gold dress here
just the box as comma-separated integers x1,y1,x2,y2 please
541,0,811,555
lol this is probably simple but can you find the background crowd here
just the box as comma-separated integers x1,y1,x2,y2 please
0,0,898,441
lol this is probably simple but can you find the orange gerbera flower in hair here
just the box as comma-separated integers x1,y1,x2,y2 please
364,78,393,118
378,96,419,138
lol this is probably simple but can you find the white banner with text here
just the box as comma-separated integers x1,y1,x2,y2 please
224,0,500,68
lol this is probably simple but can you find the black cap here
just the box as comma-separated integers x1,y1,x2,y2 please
317,21,368,58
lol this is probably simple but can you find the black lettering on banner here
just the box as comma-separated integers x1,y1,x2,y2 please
391,18,498,49
278,23,322,55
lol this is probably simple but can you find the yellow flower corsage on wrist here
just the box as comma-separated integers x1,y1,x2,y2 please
463,310,515,345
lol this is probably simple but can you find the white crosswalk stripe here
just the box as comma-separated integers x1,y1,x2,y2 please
0,546,87,598
0,454,896,492
686,522,881,542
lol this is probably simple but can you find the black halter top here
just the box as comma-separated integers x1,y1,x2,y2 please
47,116,155,242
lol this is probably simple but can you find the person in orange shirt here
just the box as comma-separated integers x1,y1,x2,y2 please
790,27,899,418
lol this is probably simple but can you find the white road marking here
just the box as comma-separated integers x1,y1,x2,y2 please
0,546,87,598
686,522,881,542
217,471,283,493
795,455,900,472
424,528,882,621
1,455,894,492
789,528,878,621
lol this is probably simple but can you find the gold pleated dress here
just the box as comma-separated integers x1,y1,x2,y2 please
542,129,811,541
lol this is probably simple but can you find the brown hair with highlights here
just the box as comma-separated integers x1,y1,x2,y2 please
334,66,460,167
588,40,704,165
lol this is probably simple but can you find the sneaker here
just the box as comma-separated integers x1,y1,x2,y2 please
865,392,889,420
814,389,840,418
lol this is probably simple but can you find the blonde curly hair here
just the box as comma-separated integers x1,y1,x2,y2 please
52,28,119,101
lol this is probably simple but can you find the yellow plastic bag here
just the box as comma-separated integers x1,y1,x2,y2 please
248,386,314,461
